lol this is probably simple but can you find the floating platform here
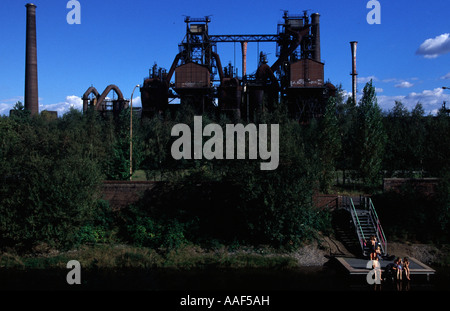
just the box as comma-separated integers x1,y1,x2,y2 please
335,257,435,280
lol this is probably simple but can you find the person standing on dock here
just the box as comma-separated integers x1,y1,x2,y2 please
369,252,382,290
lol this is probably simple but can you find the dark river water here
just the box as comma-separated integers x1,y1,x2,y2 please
2,263,448,309
1,263,449,292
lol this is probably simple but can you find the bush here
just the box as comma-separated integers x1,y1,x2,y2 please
0,112,104,251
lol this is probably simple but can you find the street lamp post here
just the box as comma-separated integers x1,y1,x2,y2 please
130,84,140,181
442,87,450,113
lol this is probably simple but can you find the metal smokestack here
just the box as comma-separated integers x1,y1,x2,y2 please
311,13,321,62
25,3,39,116
350,41,358,105
241,41,247,77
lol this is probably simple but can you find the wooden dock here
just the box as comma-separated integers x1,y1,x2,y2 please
335,257,435,280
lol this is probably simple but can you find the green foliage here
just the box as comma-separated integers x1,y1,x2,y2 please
10,101,31,122
103,109,131,180
423,110,450,176
317,96,341,193
75,200,116,244
373,183,450,244
0,111,104,251
118,105,330,250
138,114,177,180
2,85,450,254
76,225,108,244
383,102,427,177
381,101,450,179
436,171,450,234
335,86,358,186
118,205,188,249
354,81,387,187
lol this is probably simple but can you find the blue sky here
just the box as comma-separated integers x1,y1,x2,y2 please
1,0,449,116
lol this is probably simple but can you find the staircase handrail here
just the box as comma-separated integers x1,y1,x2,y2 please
368,198,387,255
347,197,366,251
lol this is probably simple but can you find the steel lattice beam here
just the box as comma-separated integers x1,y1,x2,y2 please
209,34,279,42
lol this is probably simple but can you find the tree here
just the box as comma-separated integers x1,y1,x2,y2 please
122,105,329,249
410,103,426,176
424,107,450,176
383,101,410,176
139,115,177,180
336,86,357,185
317,96,341,192
101,108,145,180
10,101,30,121
354,81,387,187
0,112,104,251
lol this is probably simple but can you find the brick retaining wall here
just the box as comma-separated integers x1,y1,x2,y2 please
101,181,158,211
383,178,440,197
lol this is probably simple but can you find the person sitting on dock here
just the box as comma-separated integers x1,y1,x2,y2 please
403,257,411,281
394,257,403,281
374,244,382,260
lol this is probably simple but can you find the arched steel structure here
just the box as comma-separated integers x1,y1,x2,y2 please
82,84,129,114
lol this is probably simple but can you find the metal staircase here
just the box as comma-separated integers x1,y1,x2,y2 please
343,196,387,257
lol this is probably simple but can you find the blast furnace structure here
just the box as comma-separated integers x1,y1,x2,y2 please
140,11,335,122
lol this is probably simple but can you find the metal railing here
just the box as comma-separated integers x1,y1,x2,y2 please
368,198,387,255
359,196,387,256
345,197,366,252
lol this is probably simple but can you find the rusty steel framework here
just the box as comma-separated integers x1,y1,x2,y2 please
140,11,336,122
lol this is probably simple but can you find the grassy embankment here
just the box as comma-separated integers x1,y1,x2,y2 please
0,243,304,271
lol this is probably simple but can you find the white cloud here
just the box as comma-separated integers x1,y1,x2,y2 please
0,96,25,116
378,87,450,115
131,96,141,107
375,88,384,93
40,95,83,116
357,75,378,84
40,95,141,116
383,77,420,85
416,33,450,58
0,94,141,117
441,72,450,80
382,78,398,83
0,103,11,116
395,81,414,88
